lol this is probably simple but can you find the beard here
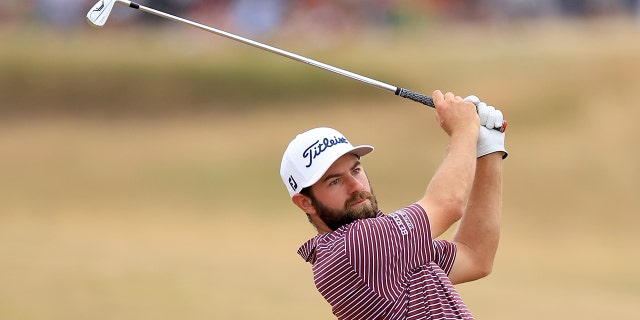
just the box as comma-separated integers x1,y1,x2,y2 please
311,189,379,231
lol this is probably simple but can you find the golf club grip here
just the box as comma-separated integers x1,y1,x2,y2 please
395,87,507,132
395,88,435,108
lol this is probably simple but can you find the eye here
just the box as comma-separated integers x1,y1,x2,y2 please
352,167,361,175
329,178,340,186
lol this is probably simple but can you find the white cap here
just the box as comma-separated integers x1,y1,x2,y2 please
280,127,374,197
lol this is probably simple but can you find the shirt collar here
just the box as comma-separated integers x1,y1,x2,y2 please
297,236,319,263
297,210,385,263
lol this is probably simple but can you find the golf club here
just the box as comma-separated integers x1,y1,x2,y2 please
86,0,506,132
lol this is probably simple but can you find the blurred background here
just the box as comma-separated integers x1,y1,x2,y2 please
1,1,639,319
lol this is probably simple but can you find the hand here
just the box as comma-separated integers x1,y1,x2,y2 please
477,126,507,159
464,95,508,159
463,95,504,130
432,90,479,138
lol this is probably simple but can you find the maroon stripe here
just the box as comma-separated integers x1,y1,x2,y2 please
298,204,473,319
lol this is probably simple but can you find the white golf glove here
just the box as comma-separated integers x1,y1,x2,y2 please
464,95,508,159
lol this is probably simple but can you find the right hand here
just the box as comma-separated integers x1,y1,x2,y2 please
432,90,479,137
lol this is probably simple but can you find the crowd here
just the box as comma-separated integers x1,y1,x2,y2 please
1,0,639,35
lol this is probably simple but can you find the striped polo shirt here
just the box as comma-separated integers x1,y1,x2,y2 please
297,203,473,319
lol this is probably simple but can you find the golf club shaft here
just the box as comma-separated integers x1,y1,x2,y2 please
119,0,435,108
115,0,506,132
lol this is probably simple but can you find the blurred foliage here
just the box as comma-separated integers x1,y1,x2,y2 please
2,19,639,119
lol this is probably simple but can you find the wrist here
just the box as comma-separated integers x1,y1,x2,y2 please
449,131,479,158
478,152,505,160
477,127,507,159
450,125,479,141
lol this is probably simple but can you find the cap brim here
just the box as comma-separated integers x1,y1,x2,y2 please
302,144,374,191
351,145,374,158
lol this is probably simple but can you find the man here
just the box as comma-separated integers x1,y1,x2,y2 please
279,90,507,319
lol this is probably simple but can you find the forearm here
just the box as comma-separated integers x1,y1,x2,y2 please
419,131,478,238
453,152,503,279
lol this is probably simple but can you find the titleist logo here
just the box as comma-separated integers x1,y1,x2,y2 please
303,136,348,168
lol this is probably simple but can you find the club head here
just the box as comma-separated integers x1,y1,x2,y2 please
86,0,117,27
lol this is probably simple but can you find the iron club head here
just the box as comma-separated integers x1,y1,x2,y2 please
86,0,118,27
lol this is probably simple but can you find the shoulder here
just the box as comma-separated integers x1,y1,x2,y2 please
297,231,346,264
346,204,432,242
387,203,432,236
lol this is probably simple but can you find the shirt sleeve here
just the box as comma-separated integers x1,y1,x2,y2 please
345,204,458,299
405,203,457,274
432,239,457,275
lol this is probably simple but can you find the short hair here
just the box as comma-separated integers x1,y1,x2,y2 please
300,186,313,198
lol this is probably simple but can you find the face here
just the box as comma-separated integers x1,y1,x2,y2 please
307,153,379,231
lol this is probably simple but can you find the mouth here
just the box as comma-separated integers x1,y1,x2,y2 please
349,198,369,208
344,191,375,210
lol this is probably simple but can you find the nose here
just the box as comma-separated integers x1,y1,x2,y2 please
346,174,365,194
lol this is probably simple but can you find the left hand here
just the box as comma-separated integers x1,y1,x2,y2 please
463,95,504,130
464,95,508,159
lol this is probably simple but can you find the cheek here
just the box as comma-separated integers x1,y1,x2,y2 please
316,188,348,209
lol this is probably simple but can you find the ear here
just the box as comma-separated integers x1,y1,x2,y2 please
292,193,316,215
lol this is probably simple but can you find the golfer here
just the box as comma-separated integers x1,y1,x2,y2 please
280,90,507,319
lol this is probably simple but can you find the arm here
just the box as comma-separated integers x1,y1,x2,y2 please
416,90,479,238
448,152,503,284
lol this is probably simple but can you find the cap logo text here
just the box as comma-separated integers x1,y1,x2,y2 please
302,136,348,168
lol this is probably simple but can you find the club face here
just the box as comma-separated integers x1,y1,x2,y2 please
86,0,117,27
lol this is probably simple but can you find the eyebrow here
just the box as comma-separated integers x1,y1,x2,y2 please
321,159,361,183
